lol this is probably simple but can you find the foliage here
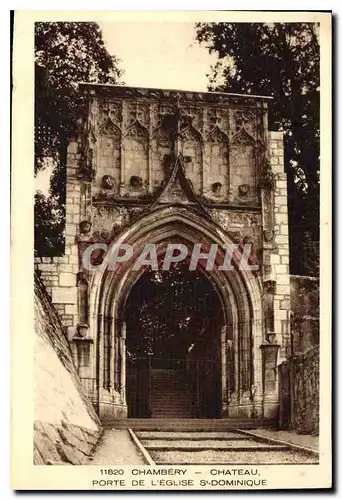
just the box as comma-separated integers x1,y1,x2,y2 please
34,191,65,257
125,260,222,358
35,22,122,255
260,158,276,191
195,22,320,276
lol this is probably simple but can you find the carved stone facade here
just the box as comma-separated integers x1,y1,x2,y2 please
35,84,291,422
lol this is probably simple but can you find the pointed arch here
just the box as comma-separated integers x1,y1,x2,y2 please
125,119,149,139
98,117,121,137
181,124,203,143
231,126,256,146
207,125,229,143
87,206,263,421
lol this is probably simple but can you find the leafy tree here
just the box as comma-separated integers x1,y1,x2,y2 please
34,191,64,257
195,22,320,276
35,22,122,256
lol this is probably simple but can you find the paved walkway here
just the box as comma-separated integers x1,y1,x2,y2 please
88,427,319,465
248,429,319,452
88,429,146,465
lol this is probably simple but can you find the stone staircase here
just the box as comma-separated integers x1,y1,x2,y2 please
132,429,319,465
150,369,196,418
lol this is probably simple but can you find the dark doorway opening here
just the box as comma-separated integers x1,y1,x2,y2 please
124,260,223,418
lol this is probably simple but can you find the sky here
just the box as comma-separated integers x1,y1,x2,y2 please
36,22,218,194
99,21,218,91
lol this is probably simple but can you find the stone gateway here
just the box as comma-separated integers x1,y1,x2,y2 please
35,84,291,423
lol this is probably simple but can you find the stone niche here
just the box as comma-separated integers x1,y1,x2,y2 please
80,85,269,207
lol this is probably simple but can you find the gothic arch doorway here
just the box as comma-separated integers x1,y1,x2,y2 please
123,260,224,418
90,206,263,421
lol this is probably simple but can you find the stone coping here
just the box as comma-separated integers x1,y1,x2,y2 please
78,83,273,104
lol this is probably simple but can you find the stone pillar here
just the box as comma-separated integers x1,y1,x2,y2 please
220,325,227,409
260,340,280,418
269,132,291,359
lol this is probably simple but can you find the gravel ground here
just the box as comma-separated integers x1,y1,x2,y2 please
151,449,319,465
88,429,146,465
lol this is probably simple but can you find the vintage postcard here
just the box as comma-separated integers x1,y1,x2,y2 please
11,10,332,490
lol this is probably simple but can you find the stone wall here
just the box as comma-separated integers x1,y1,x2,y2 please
278,346,319,435
278,275,320,434
34,173,81,338
290,275,319,353
34,274,102,464
266,131,291,356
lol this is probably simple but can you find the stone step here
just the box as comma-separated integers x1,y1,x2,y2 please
135,430,242,441
103,418,275,429
151,412,196,418
144,442,289,452
135,432,247,441
151,450,318,466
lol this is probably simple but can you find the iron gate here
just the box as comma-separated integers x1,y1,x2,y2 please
126,356,221,418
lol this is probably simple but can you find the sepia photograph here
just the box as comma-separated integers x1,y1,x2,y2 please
11,10,331,490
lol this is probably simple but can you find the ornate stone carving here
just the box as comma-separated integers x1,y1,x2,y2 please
210,210,232,233
125,102,149,129
130,175,143,189
76,270,88,286
209,210,262,247
102,175,115,190
79,220,92,234
231,108,257,138
231,127,255,146
207,125,228,143
99,117,121,137
80,83,270,109
238,184,250,197
212,182,223,196
263,229,275,243
99,100,122,126
264,279,276,294
233,183,255,206
181,124,202,142
167,178,188,201
92,206,129,240
126,207,144,223
125,119,149,138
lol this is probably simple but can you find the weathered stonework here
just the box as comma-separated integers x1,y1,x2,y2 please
278,346,319,435
35,84,293,423
277,275,319,435
290,275,319,353
34,274,102,464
